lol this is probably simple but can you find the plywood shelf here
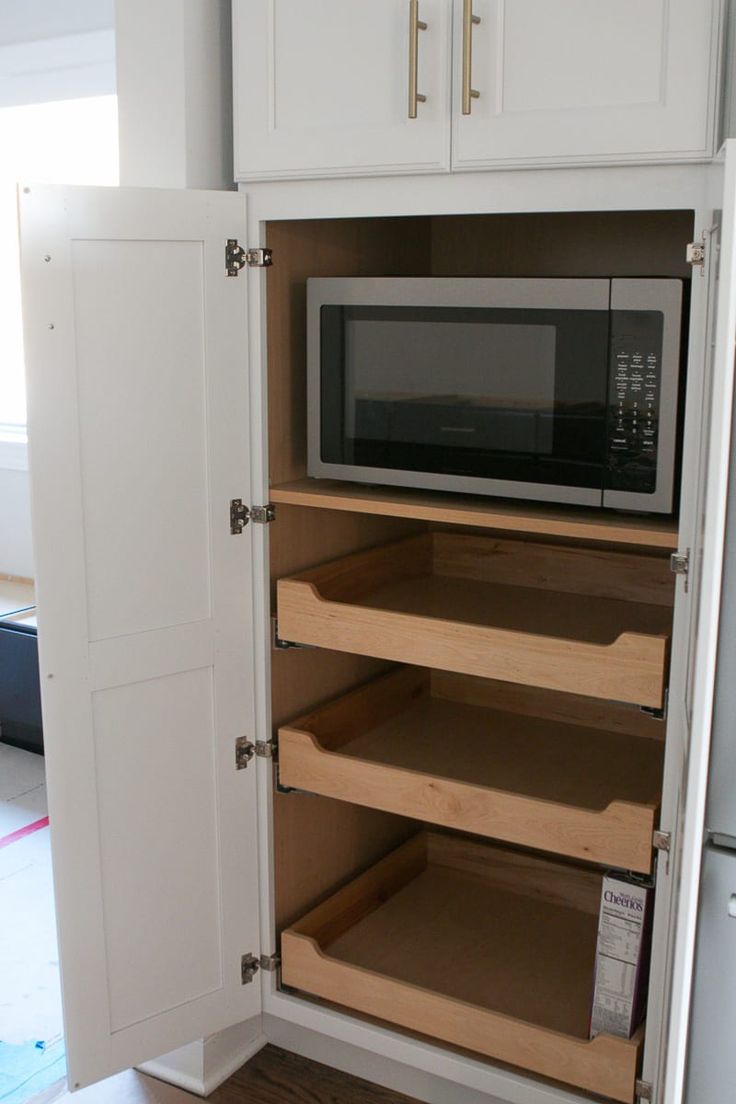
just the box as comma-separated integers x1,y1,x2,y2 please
270,479,679,549
279,667,664,873
282,831,645,1103
276,532,674,707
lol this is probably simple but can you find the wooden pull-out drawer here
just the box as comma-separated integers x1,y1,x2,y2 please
276,532,673,708
279,667,664,873
282,832,645,1103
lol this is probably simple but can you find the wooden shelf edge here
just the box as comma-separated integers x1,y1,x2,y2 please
279,724,657,873
277,580,668,708
271,479,679,550
282,833,643,1103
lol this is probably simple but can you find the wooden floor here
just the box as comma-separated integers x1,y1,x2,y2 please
37,1046,420,1104
214,1046,420,1103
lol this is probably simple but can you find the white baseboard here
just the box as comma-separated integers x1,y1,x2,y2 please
138,1017,266,1097
201,1020,267,1095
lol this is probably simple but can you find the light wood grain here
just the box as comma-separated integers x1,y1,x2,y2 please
271,479,680,550
264,215,431,930
269,511,422,931
282,832,643,1103
277,533,671,708
432,531,674,606
265,218,431,487
429,210,693,280
279,668,662,872
431,670,666,740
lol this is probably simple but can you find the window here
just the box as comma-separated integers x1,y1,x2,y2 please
0,95,118,444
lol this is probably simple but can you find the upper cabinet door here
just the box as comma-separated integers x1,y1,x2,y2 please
19,186,261,1090
233,0,452,180
452,0,723,171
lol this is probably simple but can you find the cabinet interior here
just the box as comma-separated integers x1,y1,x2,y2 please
264,209,692,1095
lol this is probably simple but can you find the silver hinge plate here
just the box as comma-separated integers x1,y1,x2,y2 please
686,240,706,269
246,246,273,268
251,503,276,524
241,953,260,984
255,740,275,759
230,498,249,534
235,737,254,770
230,500,275,534
635,1079,653,1102
653,829,671,853
670,550,690,592
260,953,280,972
226,240,273,276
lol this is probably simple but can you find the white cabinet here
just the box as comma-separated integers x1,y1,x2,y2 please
452,0,721,170
233,0,723,181
232,0,453,180
16,150,736,1102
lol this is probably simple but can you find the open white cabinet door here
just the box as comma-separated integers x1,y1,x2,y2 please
658,142,736,1103
19,186,261,1090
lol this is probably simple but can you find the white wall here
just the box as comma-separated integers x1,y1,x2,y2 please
115,0,233,190
0,469,33,577
0,2,116,581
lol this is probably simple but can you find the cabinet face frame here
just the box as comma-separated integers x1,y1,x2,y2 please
244,158,731,1104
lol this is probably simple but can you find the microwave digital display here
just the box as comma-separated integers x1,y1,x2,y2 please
308,278,683,514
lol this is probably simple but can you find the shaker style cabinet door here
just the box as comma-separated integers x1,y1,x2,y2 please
19,185,262,1090
451,0,723,171
232,0,452,179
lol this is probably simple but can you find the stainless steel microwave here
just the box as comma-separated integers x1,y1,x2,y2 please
307,277,684,513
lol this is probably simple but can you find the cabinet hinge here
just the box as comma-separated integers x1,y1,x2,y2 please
235,737,254,770
230,500,275,534
670,549,690,592
240,952,280,985
686,239,706,273
653,827,672,875
236,738,275,769
226,240,273,276
635,1079,653,1103
241,952,260,984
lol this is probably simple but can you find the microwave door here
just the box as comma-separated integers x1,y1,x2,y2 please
308,278,612,508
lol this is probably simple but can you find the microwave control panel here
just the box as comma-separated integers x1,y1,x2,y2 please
606,311,664,494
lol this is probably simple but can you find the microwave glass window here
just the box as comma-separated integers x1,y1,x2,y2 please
320,305,611,490
344,320,557,456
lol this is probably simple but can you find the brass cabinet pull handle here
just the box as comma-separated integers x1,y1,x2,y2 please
462,0,481,115
408,0,428,119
